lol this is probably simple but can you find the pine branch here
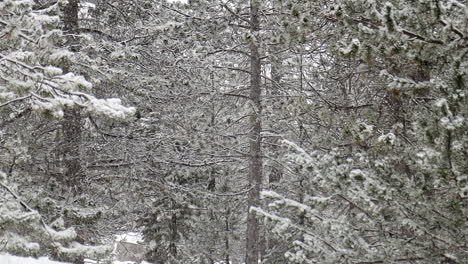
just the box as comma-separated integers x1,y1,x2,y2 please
0,182,33,211
0,95,32,108
336,194,373,219
401,29,444,45
0,108,31,128
77,28,115,41
32,1,58,11
162,4,203,20
356,257,425,263
166,159,234,168
333,104,374,110
221,3,251,25
88,115,133,139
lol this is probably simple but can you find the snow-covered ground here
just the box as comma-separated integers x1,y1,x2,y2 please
1,233,151,264
85,259,153,264
114,232,144,245
0,254,154,264
0,254,70,264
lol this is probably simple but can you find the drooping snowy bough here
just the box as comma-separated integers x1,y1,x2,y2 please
0,0,134,119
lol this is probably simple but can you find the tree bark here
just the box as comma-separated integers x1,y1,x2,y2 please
62,107,83,190
245,1,262,263
62,0,79,35
169,212,178,258
225,208,230,264
60,0,84,192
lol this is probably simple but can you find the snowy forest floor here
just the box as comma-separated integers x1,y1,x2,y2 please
0,254,154,264
0,254,67,264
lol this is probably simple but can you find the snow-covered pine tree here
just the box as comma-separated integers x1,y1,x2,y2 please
0,170,109,263
65,1,250,262
133,1,361,262
131,2,251,262
0,0,134,262
256,0,467,263
0,0,134,119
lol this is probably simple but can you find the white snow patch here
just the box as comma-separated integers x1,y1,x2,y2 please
87,98,136,119
167,0,188,3
0,253,70,264
0,254,154,264
377,132,396,145
45,226,77,242
350,169,365,178
114,232,143,245
113,261,153,264
79,2,96,19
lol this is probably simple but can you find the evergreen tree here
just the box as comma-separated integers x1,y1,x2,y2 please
258,0,467,263
0,0,133,262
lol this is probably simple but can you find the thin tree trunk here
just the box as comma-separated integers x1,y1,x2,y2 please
245,1,262,263
267,37,284,185
225,208,230,264
169,213,178,258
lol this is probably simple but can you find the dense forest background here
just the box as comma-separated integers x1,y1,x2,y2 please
1,0,467,263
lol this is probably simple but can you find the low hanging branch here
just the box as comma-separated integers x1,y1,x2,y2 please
0,181,49,230
355,257,426,264
0,181,35,212
0,180,77,248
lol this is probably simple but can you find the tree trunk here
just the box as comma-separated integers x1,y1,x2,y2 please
169,213,178,258
62,0,79,35
62,107,83,191
225,208,230,264
245,1,262,264
60,0,84,192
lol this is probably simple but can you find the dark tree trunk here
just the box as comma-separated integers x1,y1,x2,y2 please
62,107,83,190
60,0,84,192
62,0,79,33
169,213,178,258
245,1,262,264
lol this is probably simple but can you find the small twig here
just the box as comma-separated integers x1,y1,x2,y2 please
212,65,251,75
161,4,203,20
165,159,235,168
88,115,132,139
439,19,465,39
333,104,374,110
207,47,250,57
301,71,334,108
401,29,444,45
0,239,7,251
78,28,115,41
335,194,373,219
222,3,251,25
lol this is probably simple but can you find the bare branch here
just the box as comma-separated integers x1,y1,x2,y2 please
0,181,35,212
221,3,251,25
162,4,203,20
355,257,425,264
0,95,32,108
